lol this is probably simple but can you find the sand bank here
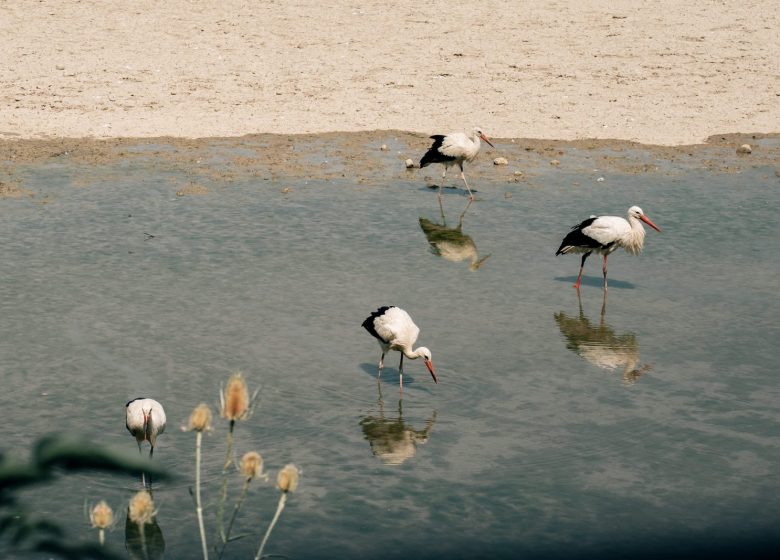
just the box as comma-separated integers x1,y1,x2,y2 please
1,1,777,145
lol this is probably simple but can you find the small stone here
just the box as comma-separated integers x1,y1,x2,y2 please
493,157,508,166
513,170,523,176
550,159,560,166
736,144,752,154
405,158,415,168
380,144,388,151
596,177,605,182
281,187,291,194
56,64,65,71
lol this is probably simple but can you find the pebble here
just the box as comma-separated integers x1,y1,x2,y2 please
493,157,508,166
405,158,415,168
596,177,605,182
56,64,65,70
736,144,752,154
513,170,523,176
281,187,291,194
380,144,388,151
550,159,560,166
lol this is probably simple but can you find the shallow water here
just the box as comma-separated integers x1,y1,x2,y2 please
1,137,779,558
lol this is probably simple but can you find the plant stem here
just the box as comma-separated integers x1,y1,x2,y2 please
98,528,105,546
218,477,251,559
195,431,209,560
216,420,235,543
254,493,287,560
139,523,149,560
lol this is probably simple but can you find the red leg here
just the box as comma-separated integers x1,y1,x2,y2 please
573,252,591,289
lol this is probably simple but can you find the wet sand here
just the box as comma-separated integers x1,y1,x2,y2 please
2,131,778,202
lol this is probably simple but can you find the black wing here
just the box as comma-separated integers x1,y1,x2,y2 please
361,306,395,342
555,217,602,254
420,135,456,168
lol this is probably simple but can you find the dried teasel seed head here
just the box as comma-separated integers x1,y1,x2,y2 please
128,490,155,526
188,403,213,432
276,464,300,494
221,372,250,421
90,500,114,529
240,451,264,480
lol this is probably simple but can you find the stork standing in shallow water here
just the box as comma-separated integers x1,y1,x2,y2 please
362,306,437,389
419,128,494,200
556,206,661,290
126,397,167,457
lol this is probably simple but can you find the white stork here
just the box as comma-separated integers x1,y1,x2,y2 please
419,127,494,200
126,397,166,457
556,206,661,290
362,306,437,388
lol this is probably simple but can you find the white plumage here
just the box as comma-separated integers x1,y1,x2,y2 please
556,206,661,290
362,306,437,388
125,397,166,457
419,127,494,199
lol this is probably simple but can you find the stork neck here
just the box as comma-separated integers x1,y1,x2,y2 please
623,215,647,254
400,345,422,360
144,413,155,439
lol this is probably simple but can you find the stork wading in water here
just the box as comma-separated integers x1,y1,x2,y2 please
556,206,661,290
362,306,437,389
419,127,494,200
126,397,166,486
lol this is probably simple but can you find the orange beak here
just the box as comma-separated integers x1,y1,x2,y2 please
480,133,495,148
425,359,438,384
640,214,661,232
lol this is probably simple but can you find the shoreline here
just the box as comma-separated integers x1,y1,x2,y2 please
2,132,778,198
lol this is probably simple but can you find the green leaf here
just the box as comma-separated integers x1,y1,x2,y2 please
32,434,169,479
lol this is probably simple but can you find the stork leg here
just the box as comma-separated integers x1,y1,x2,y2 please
574,252,591,289
459,163,474,200
602,254,609,291
136,441,147,487
399,354,404,389
378,352,385,379
147,445,155,488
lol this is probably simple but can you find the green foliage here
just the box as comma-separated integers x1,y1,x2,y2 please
0,433,169,558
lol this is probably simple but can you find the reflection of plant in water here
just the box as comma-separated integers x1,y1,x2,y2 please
89,500,115,547
419,198,490,271
554,293,653,384
361,392,437,465
126,490,163,560
0,433,165,558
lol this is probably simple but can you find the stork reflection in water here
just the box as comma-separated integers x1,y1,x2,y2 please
419,198,490,271
360,383,437,465
554,291,652,384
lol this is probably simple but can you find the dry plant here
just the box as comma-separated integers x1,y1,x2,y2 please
255,464,300,560
186,402,214,560
216,372,260,545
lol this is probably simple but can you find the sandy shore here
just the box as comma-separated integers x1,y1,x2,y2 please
1,0,777,145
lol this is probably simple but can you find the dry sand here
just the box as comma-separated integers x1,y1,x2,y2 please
1,0,778,145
